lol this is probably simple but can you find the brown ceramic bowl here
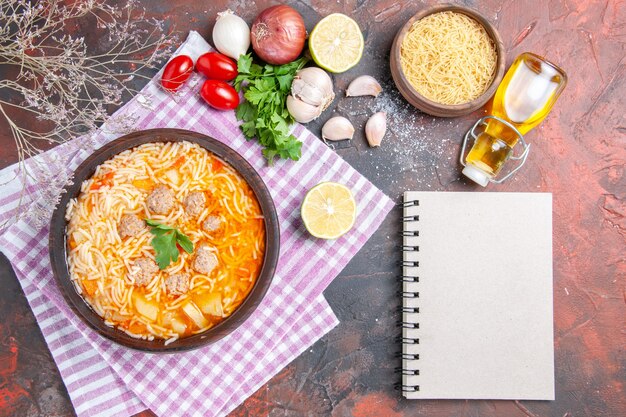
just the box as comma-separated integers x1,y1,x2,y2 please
49,128,280,352
390,4,506,117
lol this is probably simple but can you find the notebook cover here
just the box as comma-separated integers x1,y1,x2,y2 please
401,191,554,400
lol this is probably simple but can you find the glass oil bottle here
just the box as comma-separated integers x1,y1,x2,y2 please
460,52,568,186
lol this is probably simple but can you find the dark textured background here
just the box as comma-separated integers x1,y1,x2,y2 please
1,0,625,416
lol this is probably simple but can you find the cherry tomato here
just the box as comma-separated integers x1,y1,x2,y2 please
196,52,238,81
200,80,239,110
161,55,193,92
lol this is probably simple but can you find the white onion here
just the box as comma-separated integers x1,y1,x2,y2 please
212,10,250,60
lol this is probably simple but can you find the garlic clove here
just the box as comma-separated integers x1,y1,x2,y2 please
287,95,322,123
346,75,382,97
365,112,387,147
292,78,326,107
322,116,355,141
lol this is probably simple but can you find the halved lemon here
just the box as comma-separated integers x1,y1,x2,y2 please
301,182,357,239
309,13,364,73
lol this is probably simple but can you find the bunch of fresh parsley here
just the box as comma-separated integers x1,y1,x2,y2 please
145,219,193,270
234,54,308,164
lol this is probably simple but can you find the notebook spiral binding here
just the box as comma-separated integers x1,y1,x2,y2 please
400,199,420,393
396,367,420,376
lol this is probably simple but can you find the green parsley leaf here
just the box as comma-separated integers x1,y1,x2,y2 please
262,148,278,163
151,232,178,270
237,54,253,74
149,228,171,239
270,113,291,136
145,219,175,230
234,54,308,164
282,138,302,160
276,74,294,92
244,85,271,107
235,100,256,121
145,220,194,269
175,231,194,254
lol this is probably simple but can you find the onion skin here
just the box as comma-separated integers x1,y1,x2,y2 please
251,5,306,65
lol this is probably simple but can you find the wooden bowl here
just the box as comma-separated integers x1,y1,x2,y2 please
390,4,506,117
49,128,280,352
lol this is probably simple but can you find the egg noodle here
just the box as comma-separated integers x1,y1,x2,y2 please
399,11,497,105
65,141,265,344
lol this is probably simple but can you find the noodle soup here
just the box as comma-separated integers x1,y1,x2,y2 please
65,141,265,344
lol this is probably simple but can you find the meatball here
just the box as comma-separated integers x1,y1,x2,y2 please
118,213,144,238
147,185,174,214
165,273,190,295
128,257,159,286
184,191,206,217
202,215,222,233
192,244,218,275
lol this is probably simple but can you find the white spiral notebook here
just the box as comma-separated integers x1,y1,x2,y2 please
401,192,554,400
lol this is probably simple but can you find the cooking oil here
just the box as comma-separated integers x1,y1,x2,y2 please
462,53,567,185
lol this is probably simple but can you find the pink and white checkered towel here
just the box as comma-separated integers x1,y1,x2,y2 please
0,32,393,417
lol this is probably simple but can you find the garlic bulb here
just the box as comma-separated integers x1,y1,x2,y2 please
365,112,387,147
213,10,250,60
287,95,322,123
346,75,382,97
287,67,335,123
322,117,355,141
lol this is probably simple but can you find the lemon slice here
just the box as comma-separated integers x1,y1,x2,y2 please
309,13,364,73
301,182,357,239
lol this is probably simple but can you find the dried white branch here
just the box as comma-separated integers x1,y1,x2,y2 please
0,0,177,228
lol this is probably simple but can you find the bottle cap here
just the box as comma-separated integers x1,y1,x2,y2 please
462,165,490,187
